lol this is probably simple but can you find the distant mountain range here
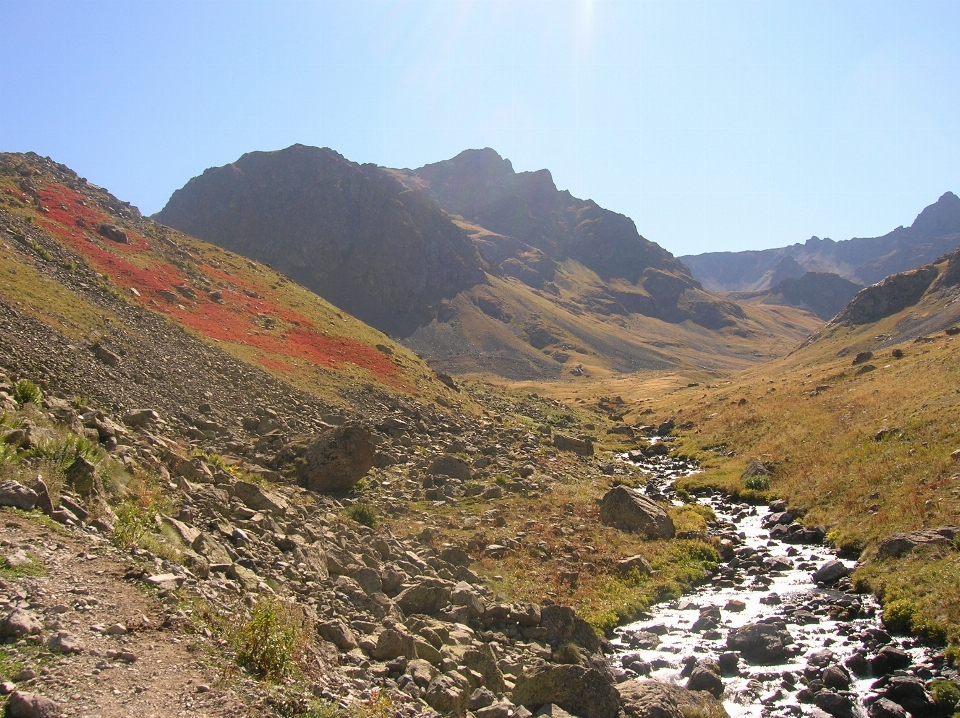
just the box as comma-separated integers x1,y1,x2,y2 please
680,191,960,292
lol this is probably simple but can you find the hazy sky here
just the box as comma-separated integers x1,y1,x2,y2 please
2,0,958,256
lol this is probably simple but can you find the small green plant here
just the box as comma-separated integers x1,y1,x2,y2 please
345,503,377,528
946,646,960,666
494,474,509,487
12,380,41,407
882,598,917,633
232,597,310,681
111,501,152,549
931,680,960,710
744,474,770,490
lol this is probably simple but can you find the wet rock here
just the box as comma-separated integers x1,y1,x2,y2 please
599,486,675,539
812,560,850,585
812,689,859,718
686,665,724,698
6,691,62,718
617,679,730,718
870,646,911,675
822,665,852,690
512,664,619,718
725,620,795,665
880,675,933,715
867,698,907,718
0,480,38,510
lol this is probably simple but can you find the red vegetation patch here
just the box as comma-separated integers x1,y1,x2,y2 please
34,182,407,389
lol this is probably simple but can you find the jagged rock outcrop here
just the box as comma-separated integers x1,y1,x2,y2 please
155,144,486,337
832,264,939,326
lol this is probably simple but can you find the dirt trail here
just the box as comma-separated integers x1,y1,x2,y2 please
0,509,250,717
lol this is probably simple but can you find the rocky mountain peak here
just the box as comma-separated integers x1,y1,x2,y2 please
910,190,960,238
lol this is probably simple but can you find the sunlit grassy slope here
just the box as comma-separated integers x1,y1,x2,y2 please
0,152,462,407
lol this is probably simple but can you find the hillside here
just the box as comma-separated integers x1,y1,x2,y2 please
681,191,960,292
154,144,486,337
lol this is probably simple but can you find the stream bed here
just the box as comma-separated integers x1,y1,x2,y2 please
611,451,958,718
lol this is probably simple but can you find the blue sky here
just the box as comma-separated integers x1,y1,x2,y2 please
1,0,958,256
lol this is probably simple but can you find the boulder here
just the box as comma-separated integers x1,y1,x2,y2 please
277,424,375,493
0,480,38,510
812,559,850,584
512,664,620,718
599,486,675,539
97,223,129,243
540,604,601,653
424,673,470,716
553,434,594,456
686,665,724,698
395,578,453,616
232,481,287,515
370,628,417,661
618,679,730,718
6,691,63,718
876,526,960,558
0,609,42,638
428,454,472,481
867,698,908,718
725,620,794,665
617,554,654,575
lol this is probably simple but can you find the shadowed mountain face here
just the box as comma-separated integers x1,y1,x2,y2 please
405,148,687,285
155,145,485,337
732,272,863,321
681,192,960,292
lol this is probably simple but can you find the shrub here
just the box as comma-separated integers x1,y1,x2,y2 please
345,503,377,528
744,474,770,490
882,598,917,633
931,680,960,710
12,380,41,407
232,597,311,681
111,501,152,549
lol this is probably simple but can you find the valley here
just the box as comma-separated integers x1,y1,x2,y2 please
0,149,958,718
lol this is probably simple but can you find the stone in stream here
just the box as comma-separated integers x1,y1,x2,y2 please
870,645,911,675
879,676,934,716
617,680,730,718
812,559,850,585
686,664,724,698
725,619,795,665
867,698,908,718
599,486,675,539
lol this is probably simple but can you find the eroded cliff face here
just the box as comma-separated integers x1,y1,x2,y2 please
155,144,485,337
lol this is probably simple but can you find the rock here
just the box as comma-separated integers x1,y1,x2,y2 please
540,604,601,653
317,620,358,651
870,646,911,675
0,480,38,510
812,560,850,585
0,609,42,638
725,620,794,665
97,223,129,243
741,459,769,481
599,486,675,539
686,665,724,698
821,665,851,690
427,454,472,481
395,578,453,616
122,409,159,427
371,628,417,661
92,343,121,367
278,424,376,493
552,434,594,456
617,679,730,718
617,555,654,575
470,687,498,711
6,691,63,718
876,526,960,558
4,549,32,569
852,351,874,365
424,673,470,716
533,705,577,718
812,689,858,718
232,481,287,515
867,698,907,718
45,631,82,653
65,456,98,497
512,664,620,718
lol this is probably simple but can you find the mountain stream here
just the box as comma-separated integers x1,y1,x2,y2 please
611,449,955,718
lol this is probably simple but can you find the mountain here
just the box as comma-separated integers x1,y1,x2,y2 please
730,271,863,321
155,144,485,337
681,191,960,292
156,145,821,380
